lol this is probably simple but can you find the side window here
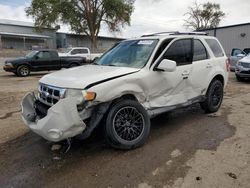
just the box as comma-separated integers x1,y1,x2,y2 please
193,39,208,61
205,39,224,57
37,51,51,59
231,48,244,56
79,49,89,54
71,49,79,55
163,39,192,66
51,51,59,58
152,38,174,63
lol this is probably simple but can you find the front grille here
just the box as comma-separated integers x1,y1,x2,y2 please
38,83,66,106
241,62,250,68
35,100,50,118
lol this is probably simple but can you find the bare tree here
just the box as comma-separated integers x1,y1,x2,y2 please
26,0,135,50
184,1,225,30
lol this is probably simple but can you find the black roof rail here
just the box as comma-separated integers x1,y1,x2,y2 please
170,31,208,36
141,31,208,37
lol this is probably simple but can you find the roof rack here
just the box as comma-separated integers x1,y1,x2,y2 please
141,31,208,37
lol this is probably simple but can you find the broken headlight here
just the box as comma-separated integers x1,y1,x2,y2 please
65,89,96,104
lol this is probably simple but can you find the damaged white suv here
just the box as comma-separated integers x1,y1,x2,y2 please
21,32,229,149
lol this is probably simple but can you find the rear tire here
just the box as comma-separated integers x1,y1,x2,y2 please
200,79,223,113
105,100,150,150
16,65,30,77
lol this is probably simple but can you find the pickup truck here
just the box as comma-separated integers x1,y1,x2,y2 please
58,47,102,63
229,48,250,71
3,49,86,76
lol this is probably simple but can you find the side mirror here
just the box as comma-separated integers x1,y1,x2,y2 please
34,55,39,60
155,59,176,72
236,54,246,58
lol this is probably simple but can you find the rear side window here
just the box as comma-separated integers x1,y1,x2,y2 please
37,51,51,59
163,39,192,66
205,39,224,57
193,39,208,61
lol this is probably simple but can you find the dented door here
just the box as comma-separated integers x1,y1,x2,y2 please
147,38,194,108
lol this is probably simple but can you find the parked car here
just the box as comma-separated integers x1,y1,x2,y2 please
21,32,229,150
229,48,250,71
3,49,86,76
58,47,102,63
235,54,250,81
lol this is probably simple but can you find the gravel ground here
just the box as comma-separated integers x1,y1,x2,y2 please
0,71,249,188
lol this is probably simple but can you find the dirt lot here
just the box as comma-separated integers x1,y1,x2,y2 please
0,71,249,188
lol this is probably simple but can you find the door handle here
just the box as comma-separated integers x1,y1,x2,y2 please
182,71,190,76
182,70,190,79
206,63,213,68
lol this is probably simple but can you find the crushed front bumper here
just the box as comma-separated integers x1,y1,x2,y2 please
21,92,86,142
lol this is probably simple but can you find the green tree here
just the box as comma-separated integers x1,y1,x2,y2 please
184,1,225,30
26,0,134,50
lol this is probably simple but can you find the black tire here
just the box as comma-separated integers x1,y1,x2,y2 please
105,100,150,150
16,65,30,77
236,75,244,82
200,79,224,113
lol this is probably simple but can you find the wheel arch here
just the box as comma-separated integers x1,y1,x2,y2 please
16,63,31,70
212,74,224,86
69,62,80,67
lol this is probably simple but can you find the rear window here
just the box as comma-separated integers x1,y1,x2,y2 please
205,39,224,57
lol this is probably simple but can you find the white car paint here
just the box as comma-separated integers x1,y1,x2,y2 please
40,65,139,89
21,33,228,142
58,47,102,62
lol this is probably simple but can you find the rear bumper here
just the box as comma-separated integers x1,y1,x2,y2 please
21,92,86,142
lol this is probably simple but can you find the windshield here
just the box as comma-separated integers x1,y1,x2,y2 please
62,48,72,53
96,39,158,68
25,51,38,58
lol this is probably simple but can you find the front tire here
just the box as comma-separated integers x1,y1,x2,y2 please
105,100,150,150
17,65,30,77
200,79,223,113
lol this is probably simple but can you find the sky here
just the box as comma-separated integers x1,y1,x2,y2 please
0,0,250,38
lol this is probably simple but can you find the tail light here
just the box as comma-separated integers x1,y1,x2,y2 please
225,58,230,72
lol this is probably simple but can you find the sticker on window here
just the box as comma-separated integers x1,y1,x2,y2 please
138,40,154,45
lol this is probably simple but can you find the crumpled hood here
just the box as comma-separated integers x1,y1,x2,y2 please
39,65,139,89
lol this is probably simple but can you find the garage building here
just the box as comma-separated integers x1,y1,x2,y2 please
0,19,57,50
199,23,250,56
0,19,124,52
